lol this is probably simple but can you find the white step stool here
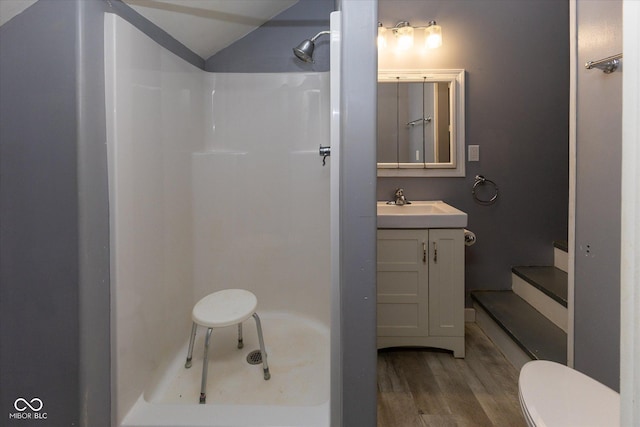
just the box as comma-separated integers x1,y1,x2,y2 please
185,289,270,403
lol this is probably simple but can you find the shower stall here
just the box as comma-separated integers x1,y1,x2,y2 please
105,12,340,426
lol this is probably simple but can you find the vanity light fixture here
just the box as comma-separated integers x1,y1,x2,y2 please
378,20,443,51
394,21,414,50
424,21,442,49
377,23,388,48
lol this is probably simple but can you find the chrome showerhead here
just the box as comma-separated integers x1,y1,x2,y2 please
293,30,330,63
293,39,315,63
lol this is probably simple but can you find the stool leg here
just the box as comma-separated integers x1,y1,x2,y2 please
252,313,271,380
200,327,213,404
185,322,197,369
237,323,244,349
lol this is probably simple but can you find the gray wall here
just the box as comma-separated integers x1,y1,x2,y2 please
574,0,622,391
378,0,570,303
1,0,376,425
0,1,81,425
0,1,200,425
339,2,379,425
205,0,333,72
76,0,111,424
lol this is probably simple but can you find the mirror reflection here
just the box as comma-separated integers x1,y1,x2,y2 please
377,80,451,164
377,70,465,177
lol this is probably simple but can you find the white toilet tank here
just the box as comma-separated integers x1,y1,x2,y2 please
518,360,620,427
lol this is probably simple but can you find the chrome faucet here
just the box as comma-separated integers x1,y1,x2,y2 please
392,188,409,205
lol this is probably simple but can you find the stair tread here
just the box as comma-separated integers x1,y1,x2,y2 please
553,240,568,252
471,290,567,364
512,266,568,307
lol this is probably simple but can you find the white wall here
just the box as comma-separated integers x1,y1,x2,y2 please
106,14,330,424
194,72,330,322
105,14,205,423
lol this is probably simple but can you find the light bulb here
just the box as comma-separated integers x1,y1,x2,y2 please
377,26,388,49
395,25,414,50
424,24,442,49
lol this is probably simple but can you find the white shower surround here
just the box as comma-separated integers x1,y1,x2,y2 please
105,14,331,426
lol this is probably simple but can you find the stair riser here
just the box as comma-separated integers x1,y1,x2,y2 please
473,302,532,370
554,247,568,273
512,274,568,333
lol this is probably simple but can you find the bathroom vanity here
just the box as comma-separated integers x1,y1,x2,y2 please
377,201,466,358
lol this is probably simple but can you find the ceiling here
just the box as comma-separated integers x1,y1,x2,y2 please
122,0,298,59
0,0,298,59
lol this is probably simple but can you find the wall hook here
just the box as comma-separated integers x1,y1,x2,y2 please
585,53,623,74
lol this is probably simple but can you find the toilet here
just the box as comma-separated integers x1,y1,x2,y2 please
518,360,620,427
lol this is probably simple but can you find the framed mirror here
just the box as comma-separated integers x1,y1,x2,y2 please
377,69,465,177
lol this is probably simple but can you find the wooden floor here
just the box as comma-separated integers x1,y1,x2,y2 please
378,323,527,427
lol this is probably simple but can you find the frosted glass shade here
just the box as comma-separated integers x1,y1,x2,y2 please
425,24,442,49
377,26,388,48
395,25,414,50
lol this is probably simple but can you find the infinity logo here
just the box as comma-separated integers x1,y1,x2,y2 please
14,397,43,412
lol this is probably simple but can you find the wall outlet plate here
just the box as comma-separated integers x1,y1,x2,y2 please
468,145,480,162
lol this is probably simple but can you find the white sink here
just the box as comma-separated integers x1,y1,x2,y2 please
377,200,468,228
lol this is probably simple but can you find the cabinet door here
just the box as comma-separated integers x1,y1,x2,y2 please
428,229,464,337
377,229,429,336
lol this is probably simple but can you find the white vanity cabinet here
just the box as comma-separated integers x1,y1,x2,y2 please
377,228,465,357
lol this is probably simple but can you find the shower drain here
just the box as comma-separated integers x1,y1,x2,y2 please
246,350,263,365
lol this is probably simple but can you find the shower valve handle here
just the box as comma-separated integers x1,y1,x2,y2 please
319,145,331,166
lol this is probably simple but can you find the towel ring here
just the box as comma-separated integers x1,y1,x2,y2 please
472,175,498,205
